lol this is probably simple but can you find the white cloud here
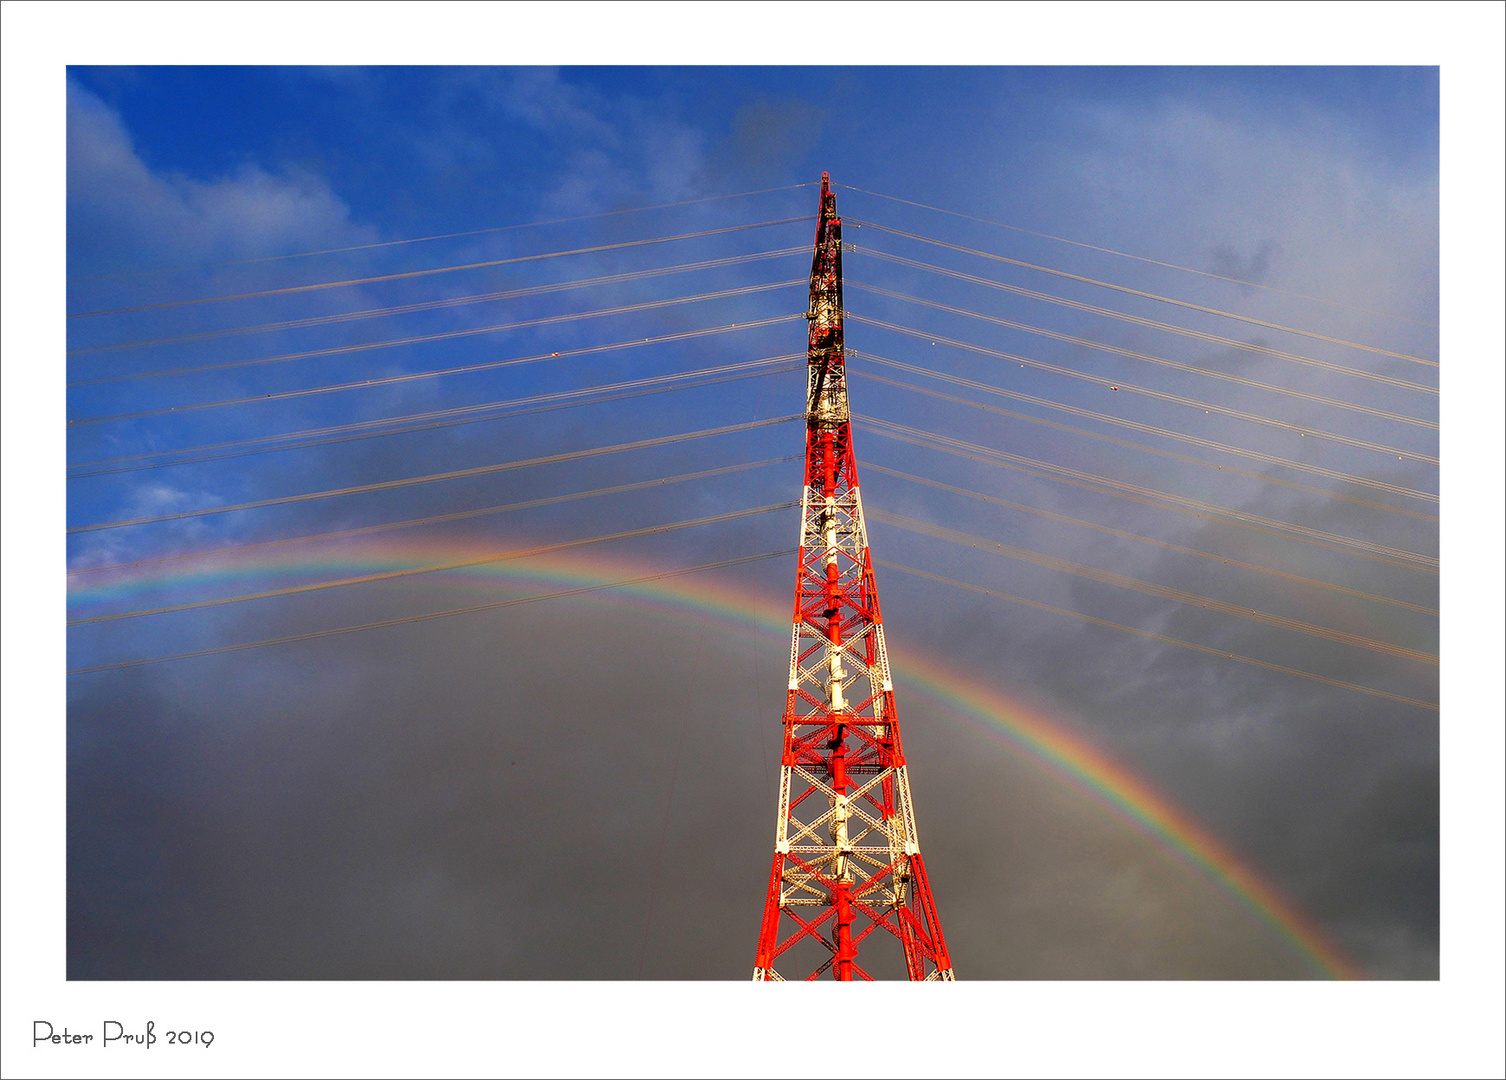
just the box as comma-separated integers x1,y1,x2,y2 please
499,67,620,147
451,68,711,214
67,79,375,272
1034,96,1439,339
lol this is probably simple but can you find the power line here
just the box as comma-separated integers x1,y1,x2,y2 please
871,509,1436,665
68,415,802,534
856,417,1438,572
861,415,1438,569
848,218,1438,367
69,182,818,283
849,358,1438,509
68,458,801,578
877,560,1436,712
66,549,796,676
851,280,1435,399
70,503,797,627
69,247,807,357
69,357,803,477
67,316,801,428
850,248,1442,401
837,181,1439,331
861,463,1437,616
851,316,1438,465
69,278,802,392
68,217,811,318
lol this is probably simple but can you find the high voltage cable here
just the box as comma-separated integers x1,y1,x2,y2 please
69,357,804,477
67,415,801,535
861,464,1437,616
850,248,1442,406
68,458,801,578
861,415,1438,569
851,280,1436,399
71,358,797,472
837,182,1439,331
66,549,796,676
69,247,808,357
848,218,1439,367
856,417,1439,572
877,560,1437,713
849,358,1439,510
69,182,818,283
67,316,800,428
67,217,811,318
871,509,1436,666
854,355,1438,512
69,503,797,627
852,315,1438,466
69,278,803,392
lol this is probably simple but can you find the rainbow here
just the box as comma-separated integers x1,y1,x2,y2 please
67,536,1361,978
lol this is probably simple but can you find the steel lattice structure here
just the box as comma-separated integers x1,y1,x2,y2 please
752,175,954,981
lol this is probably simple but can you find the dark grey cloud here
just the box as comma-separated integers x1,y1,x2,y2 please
62,66,1441,987
69,588,1327,980
1210,240,1276,287
712,96,826,186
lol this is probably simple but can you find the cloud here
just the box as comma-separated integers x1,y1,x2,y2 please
392,68,712,215
67,79,375,275
1209,240,1275,287
712,96,826,185
61,68,1441,983
497,67,620,147
67,592,1328,979
1031,94,1438,335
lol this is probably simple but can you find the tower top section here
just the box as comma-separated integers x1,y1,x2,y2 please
806,174,846,428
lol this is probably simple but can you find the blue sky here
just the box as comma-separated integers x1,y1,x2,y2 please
6,5,1505,1077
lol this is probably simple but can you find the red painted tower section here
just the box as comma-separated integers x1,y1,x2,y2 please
752,175,954,981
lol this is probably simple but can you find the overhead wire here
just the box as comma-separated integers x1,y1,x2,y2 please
861,463,1437,616
869,509,1436,665
848,357,1439,508
68,356,804,477
69,503,798,627
69,246,808,357
850,280,1435,398
66,549,797,676
836,181,1439,331
68,457,801,578
70,182,818,283
66,315,801,428
69,278,803,391
67,415,802,535
68,217,812,318
877,560,1437,713
849,249,1441,404
855,416,1439,572
851,316,1438,465
847,218,1438,367
65,185,1439,693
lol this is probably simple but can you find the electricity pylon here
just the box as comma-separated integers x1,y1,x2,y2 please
752,174,954,981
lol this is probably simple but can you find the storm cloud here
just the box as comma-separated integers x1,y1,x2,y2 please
58,64,1444,992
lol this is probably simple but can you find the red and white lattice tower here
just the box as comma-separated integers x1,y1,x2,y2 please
752,175,954,981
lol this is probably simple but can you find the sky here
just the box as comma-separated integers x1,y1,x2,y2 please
6,5,1506,1078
